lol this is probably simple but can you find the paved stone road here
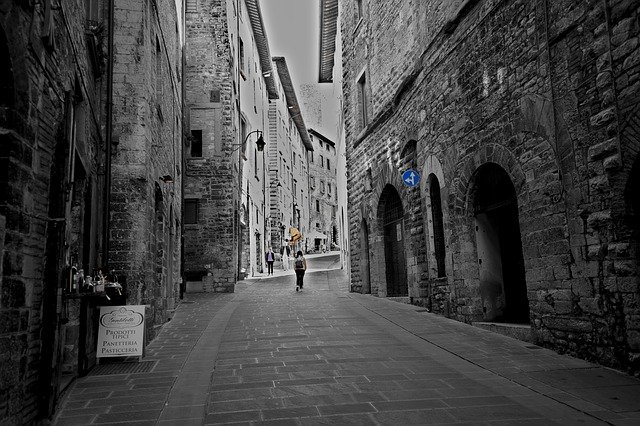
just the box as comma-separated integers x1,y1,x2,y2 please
54,268,640,425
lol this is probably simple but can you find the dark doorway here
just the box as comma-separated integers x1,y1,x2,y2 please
429,174,446,277
379,185,407,297
628,158,640,273
361,220,371,294
473,163,529,323
0,28,14,110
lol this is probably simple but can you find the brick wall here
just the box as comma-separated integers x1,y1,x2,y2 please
343,0,640,373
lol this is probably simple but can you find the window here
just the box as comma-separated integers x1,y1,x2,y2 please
190,130,202,157
320,155,324,167
327,159,331,170
240,117,247,156
310,177,315,189
239,37,245,74
156,38,163,101
185,199,199,224
310,151,314,163
316,200,320,212
320,181,325,193
328,183,331,195
326,144,330,151
357,72,369,129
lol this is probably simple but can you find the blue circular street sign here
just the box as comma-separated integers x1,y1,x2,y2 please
402,169,421,187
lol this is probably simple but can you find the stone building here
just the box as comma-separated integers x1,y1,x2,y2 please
340,0,640,374
109,0,183,339
308,129,339,252
0,0,182,422
267,57,313,255
184,0,277,288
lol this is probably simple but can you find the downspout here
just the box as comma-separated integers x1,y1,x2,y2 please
104,0,115,267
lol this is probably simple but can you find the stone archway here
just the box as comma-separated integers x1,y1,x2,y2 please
378,184,408,297
471,163,529,323
360,219,371,294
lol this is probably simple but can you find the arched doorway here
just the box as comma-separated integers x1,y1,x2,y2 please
378,185,407,297
472,163,529,323
429,174,446,277
360,219,371,294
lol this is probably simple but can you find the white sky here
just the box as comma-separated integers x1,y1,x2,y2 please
261,0,339,140
261,0,320,85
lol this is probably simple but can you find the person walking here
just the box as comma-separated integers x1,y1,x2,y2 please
265,247,275,275
281,243,290,271
294,250,307,291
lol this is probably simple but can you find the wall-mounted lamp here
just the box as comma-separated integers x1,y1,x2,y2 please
160,175,174,183
231,130,265,153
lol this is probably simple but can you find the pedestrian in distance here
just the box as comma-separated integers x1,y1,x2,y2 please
265,247,275,275
294,250,307,292
281,243,290,271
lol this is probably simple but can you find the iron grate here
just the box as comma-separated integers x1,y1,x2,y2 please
89,360,157,376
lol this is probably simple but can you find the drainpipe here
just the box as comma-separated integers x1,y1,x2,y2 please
104,0,115,267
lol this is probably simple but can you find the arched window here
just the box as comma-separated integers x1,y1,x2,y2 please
429,174,446,277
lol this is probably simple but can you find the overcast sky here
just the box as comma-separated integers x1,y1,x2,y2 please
261,0,320,86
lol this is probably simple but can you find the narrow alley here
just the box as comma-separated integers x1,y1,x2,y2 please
54,258,640,425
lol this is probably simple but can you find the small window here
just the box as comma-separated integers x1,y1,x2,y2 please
320,155,324,167
190,130,202,157
185,199,199,224
327,159,331,170
357,72,369,129
328,183,331,194
355,0,363,20
239,37,245,73
316,200,320,212
86,0,99,21
320,181,325,193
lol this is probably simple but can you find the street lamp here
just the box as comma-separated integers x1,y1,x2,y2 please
232,130,265,152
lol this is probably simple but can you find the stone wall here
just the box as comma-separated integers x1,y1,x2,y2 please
343,0,640,373
183,0,239,292
109,0,182,339
0,0,106,422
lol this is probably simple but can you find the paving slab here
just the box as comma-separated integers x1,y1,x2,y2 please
55,268,640,425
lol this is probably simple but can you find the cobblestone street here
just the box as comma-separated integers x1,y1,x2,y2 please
54,263,640,425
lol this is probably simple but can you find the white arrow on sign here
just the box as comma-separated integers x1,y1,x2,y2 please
404,172,416,186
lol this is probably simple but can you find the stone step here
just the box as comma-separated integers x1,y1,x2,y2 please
472,321,533,343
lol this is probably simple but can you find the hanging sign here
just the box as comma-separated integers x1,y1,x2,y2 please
96,305,146,358
402,169,420,187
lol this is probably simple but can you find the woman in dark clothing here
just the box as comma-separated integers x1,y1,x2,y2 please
265,247,275,275
294,250,307,291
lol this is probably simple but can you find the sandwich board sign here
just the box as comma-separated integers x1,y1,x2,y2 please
96,305,145,360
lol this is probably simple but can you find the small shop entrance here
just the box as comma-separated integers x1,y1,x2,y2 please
473,164,529,323
379,185,407,297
